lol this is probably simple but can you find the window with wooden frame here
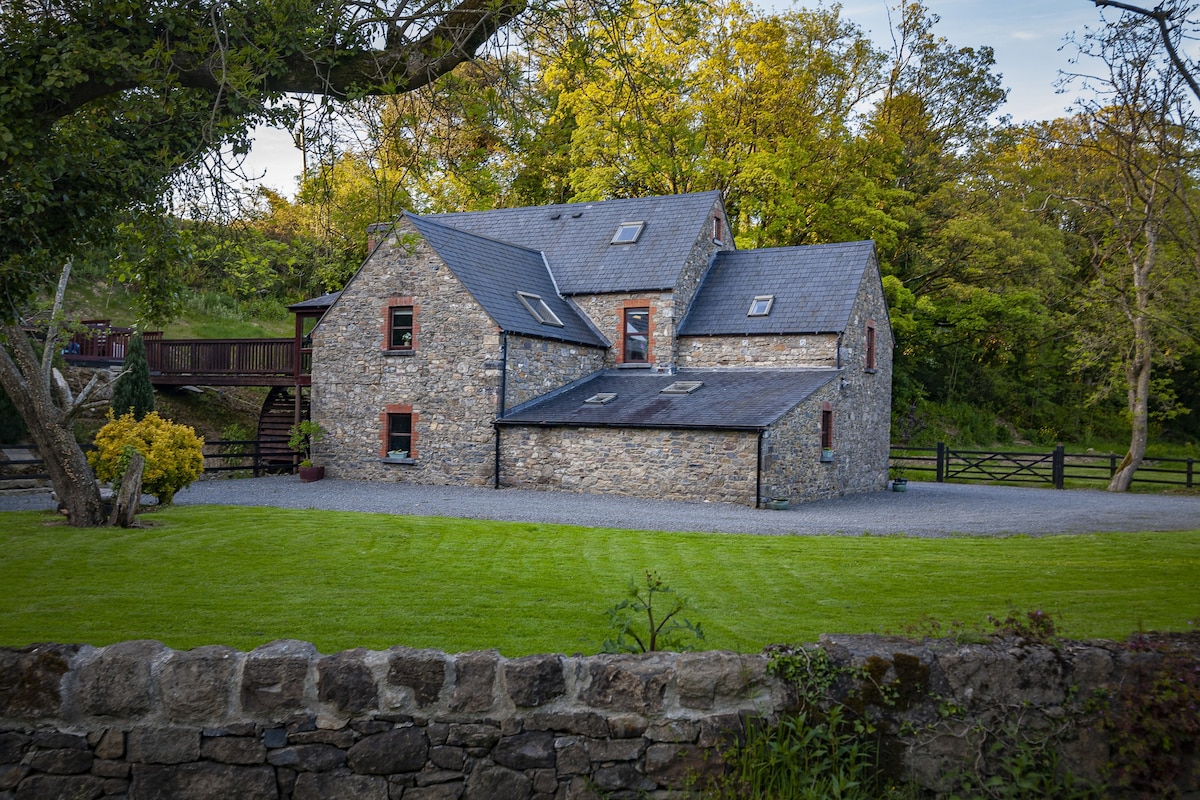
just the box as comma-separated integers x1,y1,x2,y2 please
712,215,724,244
865,319,877,372
820,402,834,452
622,306,651,363
380,404,417,460
382,298,417,352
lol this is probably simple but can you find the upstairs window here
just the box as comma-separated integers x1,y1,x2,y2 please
748,295,774,317
611,221,644,244
622,307,650,363
516,291,564,327
383,298,417,352
712,216,724,244
865,319,877,371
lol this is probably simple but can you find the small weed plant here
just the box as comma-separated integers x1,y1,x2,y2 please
602,570,704,653
1102,637,1200,798
702,706,911,799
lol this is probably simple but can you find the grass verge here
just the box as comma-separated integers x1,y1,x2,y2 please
1,506,1196,655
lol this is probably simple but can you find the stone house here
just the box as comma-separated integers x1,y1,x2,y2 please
310,191,892,506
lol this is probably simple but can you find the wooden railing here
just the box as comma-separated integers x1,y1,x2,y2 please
55,321,302,385
890,444,1197,490
0,440,299,485
145,338,295,380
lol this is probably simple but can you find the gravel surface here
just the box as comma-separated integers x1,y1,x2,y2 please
5,477,1196,536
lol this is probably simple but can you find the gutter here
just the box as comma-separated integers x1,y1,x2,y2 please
756,429,764,509
494,332,508,490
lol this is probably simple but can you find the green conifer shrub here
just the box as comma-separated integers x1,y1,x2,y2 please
110,332,155,420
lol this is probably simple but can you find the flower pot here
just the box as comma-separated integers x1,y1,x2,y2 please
892,478,907,492
767,497,790,510
299,465,325,483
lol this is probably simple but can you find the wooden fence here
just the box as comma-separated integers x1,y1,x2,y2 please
0,440,298,485
3,441,1195,491
890,443,1197,490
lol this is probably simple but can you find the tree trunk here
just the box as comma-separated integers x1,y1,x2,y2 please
0,322,105,526
1108,229,1155,493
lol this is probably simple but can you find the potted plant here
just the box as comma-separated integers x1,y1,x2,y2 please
891,465,908,492
288,419,328,482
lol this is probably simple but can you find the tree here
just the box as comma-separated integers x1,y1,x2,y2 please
1055,9,1200,490
110,332,155,421
0,0,528,525
1090,1,1200,104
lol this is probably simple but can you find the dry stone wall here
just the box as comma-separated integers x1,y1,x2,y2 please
3,635,1194,800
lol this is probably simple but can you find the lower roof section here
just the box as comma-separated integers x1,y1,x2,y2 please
496,368,840,431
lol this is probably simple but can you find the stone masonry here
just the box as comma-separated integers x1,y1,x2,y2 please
2,635,1195,799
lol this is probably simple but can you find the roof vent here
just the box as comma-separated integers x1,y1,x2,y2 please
584,392,618,405
661,381,703,394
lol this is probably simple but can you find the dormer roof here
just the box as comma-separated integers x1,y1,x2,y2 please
407,214,609,348
677,241,878,336
422,191,723,295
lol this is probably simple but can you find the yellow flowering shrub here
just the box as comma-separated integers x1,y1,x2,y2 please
89,411,204,505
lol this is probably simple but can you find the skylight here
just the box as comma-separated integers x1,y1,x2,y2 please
516,291,564,327
611,221,645,244
748,295,775,316
661,381,703,394
584,392,618,405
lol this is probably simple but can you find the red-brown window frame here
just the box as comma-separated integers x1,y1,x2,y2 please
618,300,653,365
380,404,418,459
820,402,834,451
382,297,419,351
865,318,877,371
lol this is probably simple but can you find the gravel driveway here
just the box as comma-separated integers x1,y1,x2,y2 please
7,476,1193,537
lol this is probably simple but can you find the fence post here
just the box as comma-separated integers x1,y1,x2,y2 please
1053,445,1065,489
253,439,261,479
937,442,945,483
1188,458,1194,490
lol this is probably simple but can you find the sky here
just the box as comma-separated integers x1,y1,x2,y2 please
240,0,1109,198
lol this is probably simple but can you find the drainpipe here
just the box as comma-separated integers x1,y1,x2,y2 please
755,429,764,509
494,332,508,490
836,331,843,369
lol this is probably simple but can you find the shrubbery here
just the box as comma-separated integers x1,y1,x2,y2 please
89,411,204,504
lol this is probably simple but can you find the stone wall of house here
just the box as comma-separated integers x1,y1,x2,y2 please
677,333,839,368
3,635,1193,799
834,265,893,493
498,426,759,506
757,379,842,503
568,197,732,370
312,223,602,487
569,292,675,370
502,335,608,412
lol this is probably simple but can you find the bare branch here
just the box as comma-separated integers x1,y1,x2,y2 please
1092,0,1200,103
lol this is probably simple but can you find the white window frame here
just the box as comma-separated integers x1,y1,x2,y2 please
611,221,645,244
516,291,565,327
748,295,775,317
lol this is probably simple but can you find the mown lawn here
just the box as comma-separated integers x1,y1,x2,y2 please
1,505,1196,656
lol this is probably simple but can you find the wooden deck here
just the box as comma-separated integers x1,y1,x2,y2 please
62,323,305,387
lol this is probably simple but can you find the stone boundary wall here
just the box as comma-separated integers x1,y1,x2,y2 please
1,635,1194,799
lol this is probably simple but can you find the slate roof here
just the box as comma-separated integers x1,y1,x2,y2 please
496,368,839,430
677,241,877,336
288,291,341,311
407,214,608,348
421,191,722,295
